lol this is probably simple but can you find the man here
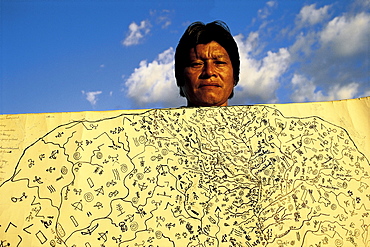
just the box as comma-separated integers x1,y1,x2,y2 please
175,21,240,107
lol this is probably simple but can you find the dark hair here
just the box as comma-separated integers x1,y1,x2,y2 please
175,21,240,98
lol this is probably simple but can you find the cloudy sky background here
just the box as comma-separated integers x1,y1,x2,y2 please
1,0,369,114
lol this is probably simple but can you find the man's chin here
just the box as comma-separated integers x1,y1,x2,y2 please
190,97,227,107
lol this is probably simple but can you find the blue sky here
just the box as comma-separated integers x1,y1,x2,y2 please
1,0,369,114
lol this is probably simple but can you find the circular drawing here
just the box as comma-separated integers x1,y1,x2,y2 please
121,164,128,173
84,192,94,202
155,230,162,239
96,152,103,159
130,221,139,231
136,173,144,180
61,166,68,175
73,152,81,160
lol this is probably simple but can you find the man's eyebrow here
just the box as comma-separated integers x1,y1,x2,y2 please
192,54,227,59
190,52,228,60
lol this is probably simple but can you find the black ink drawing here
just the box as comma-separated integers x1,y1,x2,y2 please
0,105,369,246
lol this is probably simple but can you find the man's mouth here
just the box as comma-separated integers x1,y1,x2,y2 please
199,83,221,88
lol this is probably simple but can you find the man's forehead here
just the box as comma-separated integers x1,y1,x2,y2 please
189,42,229,59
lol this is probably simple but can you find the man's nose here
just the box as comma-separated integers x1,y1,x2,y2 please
200,62,216,78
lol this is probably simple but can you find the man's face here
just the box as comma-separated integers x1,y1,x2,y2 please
181,41,234,107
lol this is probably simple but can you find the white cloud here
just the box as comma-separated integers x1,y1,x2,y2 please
124,47,184,107
288,10,370,102
81,90,102,106
331,82,360,99
289,31,316,58
161,20,171,29
354,0,370,9
257,1,277,19
122,20,151,46
266,1,276,7
290,74,324,102
149,9,173,29
290,74,360,102
320,12,370,57
231,33,290,104
297,4,330,26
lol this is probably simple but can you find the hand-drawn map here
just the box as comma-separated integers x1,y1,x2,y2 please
0,97,369,247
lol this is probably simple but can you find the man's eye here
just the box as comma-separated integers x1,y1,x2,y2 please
215,61,227,65
190,62,202,68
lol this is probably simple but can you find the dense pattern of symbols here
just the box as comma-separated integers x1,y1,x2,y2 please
0,105,369,246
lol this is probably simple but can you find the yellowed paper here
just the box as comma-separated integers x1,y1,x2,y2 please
0,97,369,246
